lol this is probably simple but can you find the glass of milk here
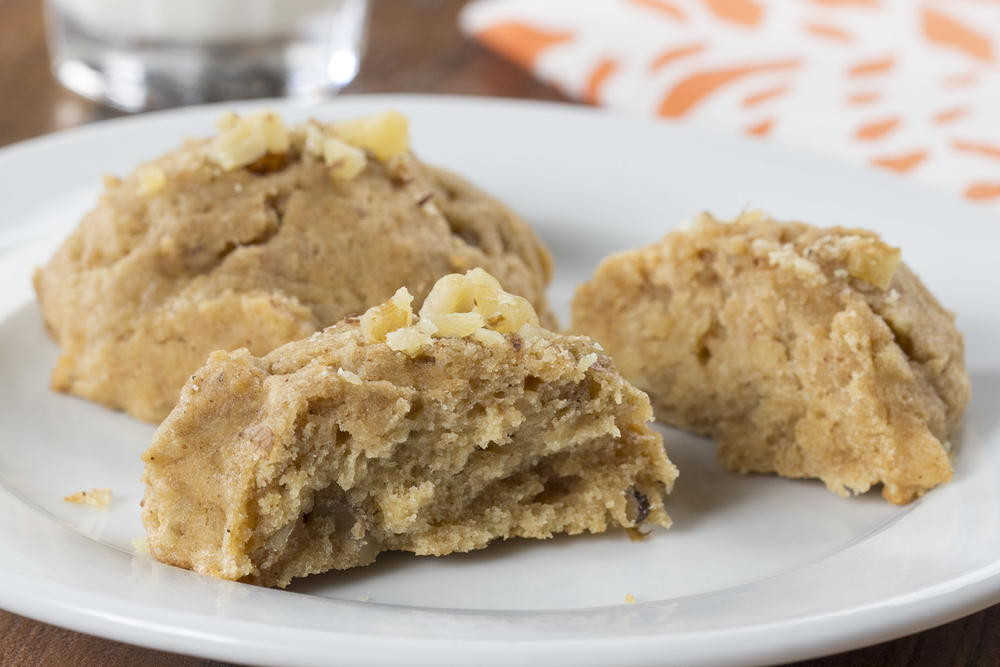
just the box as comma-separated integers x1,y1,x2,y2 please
44,0,369,111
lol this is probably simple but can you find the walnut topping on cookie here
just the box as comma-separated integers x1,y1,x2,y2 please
844,236,901,289
137,165,167,195
211,110,290,171
331,110,409,162
361,268,540,356
302,122,368,181
211,110,407,178
360,287,414,343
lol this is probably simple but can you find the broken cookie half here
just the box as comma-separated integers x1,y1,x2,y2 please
142,269,677,588
572,212,970,504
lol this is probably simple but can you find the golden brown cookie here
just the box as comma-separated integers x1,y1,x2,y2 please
35,111,554,422
572,212,969,504
141,270,677,587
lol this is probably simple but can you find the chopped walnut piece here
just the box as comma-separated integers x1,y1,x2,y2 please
359,269,540,352
332,111,410,162
360,287,413,343
419,268,538,335
64,488,112,508
210,110,290,171
137,165,167,195
420,274,475,317
302,122,327,158
429,312,485,337
385,326,433,356
466,267,539,334
846,238,901,290
322,137,367,181
301,122,367,180
471,327,505,346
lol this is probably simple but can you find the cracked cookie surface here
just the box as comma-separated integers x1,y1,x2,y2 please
572,213,969,504
141,279,676,588
34,115,554,423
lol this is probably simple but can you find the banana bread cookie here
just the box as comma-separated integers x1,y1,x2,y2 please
35,110,554,422
141,269,677,587
572,212,969,504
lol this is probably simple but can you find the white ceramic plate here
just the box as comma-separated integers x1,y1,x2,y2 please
0,96,997,666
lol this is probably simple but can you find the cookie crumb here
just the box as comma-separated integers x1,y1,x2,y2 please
624,593,636,604
64,488,111,508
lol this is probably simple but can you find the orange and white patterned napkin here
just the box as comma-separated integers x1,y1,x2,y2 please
460,0,1000,212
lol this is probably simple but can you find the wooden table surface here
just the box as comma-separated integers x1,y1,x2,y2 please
1,0,996,665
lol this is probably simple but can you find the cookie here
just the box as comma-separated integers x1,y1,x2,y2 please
572,212,969,504
141,269,677,587
35,111,554,422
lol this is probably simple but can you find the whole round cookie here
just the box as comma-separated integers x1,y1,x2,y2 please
35,111,554,423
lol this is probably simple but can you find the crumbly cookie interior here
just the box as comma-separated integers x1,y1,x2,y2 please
142,271,676,587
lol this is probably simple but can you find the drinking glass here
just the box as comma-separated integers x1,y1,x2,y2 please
44,0,370,111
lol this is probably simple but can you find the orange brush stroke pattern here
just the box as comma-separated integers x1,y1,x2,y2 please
805,22,852,42
952,140,1000,160
855,117,900,140
942,72,978,88
629,0,687,21
475,22,573,70
704,0,763,26
583,59,619,105
649,43,706,72
848,57,894,76
922,8,995,63
871,151,927,173
847,91,881,105
964,183,1000,201
743,85,788,107
658,60,800,118
745,118,775,136
934,107,968,124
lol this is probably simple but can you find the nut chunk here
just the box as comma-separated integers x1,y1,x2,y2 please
572,212,970,504
141,271,677,587
362,268,542,357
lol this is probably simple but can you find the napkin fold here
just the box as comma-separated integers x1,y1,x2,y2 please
460,0,1000,213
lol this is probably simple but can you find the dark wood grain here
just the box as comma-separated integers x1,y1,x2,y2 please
0,0,994,665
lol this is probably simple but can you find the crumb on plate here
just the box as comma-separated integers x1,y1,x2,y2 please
63,488,111,508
